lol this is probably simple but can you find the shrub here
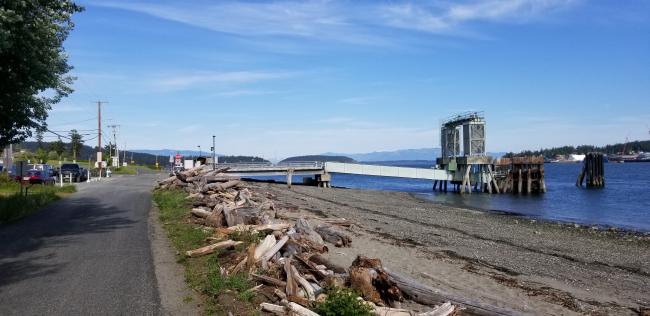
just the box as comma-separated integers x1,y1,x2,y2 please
316,289,374,316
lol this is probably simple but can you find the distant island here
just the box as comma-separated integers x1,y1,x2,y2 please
505,139,650,158
280,155,355,163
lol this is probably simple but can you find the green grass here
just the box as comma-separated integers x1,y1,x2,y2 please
153,188,259,315
0,180,76,224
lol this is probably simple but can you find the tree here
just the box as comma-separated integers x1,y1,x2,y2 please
35,147,48,163
49,138,65,160
69,129,83,160
0,1,83,148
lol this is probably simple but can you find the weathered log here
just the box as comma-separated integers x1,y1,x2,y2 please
315,225,351,247
185,240,242,258
230,255,248,275
262,235,289,263
308,254,347,274
384,268,520,316
201,180,241,193
159,175,177,185
295,254,329,279
254,235,277,260
223,206,269,227
374,306,416,316
295,218,324,246
284,258,299,297
203,175,240,183
251,273,287,288
227,223,291,234
418,302,456,316
290,265,315,301
260,303,286,315
191,208,212,219
286,302,319,316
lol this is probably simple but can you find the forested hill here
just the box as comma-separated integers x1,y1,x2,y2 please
505,140,650,158
280,155,355,163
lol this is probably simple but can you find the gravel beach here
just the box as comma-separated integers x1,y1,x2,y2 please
250,181,650,315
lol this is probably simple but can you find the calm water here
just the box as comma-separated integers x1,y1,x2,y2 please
252,162,650,232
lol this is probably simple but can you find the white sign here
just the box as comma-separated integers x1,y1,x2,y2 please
97,152,102,162
94,161,107,168
183,159,194,170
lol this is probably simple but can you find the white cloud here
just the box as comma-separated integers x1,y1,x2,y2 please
93,0,577,44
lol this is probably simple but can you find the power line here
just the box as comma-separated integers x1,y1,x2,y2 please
48,117,97,126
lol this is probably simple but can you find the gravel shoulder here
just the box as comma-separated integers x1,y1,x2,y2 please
252,182,650,315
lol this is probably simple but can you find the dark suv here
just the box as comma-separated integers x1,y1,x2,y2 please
60,163,86,182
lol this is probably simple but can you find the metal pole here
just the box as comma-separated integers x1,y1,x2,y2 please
212,135,216,170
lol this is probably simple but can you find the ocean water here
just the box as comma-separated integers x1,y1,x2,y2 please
251,162,650,232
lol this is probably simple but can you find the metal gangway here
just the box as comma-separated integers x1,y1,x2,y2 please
214,161,495,189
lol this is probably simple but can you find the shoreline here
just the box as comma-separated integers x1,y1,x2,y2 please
250,181,650,315
245,178,650,235
411,192,650,236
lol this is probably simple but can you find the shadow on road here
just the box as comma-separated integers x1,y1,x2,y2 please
0,195,136,290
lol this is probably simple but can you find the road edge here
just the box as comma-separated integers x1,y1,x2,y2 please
149,202,201,315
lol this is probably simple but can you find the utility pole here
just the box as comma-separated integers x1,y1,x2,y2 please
96,101,107,177
212,135,216,170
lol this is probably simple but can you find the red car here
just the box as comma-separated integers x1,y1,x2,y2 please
22,167,56,185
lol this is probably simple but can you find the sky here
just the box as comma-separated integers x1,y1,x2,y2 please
43,0,650,159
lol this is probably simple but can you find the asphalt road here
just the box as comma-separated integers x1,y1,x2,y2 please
0,175,170,315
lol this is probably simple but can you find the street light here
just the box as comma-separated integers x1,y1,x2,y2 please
212,135,216,170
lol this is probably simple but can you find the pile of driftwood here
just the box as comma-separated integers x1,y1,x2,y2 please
158,165,465,316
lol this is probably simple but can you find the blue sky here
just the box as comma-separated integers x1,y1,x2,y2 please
44,0,650,159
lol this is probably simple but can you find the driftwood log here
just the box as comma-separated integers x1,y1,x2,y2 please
185,240,242,258
315,224,351,247
251,273,287,288
290,264,315,300
384,268,521,316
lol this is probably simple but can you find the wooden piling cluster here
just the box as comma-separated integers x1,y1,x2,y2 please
576,152,605,188
495,156,546,194
434,155,547,195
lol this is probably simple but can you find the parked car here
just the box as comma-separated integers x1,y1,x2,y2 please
23,168,56,185
60,163,86,182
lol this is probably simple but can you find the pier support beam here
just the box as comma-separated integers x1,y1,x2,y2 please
287,168,294,188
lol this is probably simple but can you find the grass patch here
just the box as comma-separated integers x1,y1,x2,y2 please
154,188,260,315
0,182,76,224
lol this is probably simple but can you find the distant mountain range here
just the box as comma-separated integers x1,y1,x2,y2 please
280,155,355,163
322,148,505,162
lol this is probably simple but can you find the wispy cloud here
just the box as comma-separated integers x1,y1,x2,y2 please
93,0,577,45
151,71,294,90
337,96,377,105
216,89,280,97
